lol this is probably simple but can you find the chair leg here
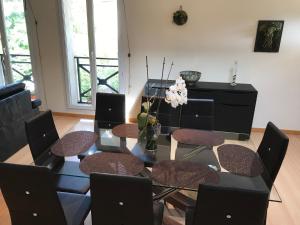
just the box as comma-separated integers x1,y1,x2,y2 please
264,211,268,225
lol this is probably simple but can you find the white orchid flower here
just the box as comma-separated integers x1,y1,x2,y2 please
165,76,188,108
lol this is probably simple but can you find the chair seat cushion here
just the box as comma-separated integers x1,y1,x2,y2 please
54,161,89,178
153,201,164,225
58,192,91,225
54,174,90,194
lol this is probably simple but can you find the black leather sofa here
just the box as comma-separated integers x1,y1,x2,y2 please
0,83,41,161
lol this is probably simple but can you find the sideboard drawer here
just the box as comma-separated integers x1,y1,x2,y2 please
180,115,214,130
215,103,253,134
188,89,218,99
182,99,214,116
157,113,180,127
142,96,180,115
218,91,257,105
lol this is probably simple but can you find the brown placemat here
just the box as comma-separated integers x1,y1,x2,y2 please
79,152,144,175
172,129,225,146
51,131,98,157
217,144,264,177
112,123,139,138
151,160,220,189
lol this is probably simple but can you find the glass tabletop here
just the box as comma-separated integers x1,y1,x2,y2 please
50,122,271,196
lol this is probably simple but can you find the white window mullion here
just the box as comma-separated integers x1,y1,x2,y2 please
86,0,97,108
117,0,130,95
58,0,75,108
0,0,13,84
0,58,5,85
23,0,47,109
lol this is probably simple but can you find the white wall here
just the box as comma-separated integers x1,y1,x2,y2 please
124,0,300,130
30,0,300,129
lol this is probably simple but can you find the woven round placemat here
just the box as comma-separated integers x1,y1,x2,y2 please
51,131,98,157
79,152,144,176
152,160,220,189
112,123,139,138
172,129,225,146
217,144,264,177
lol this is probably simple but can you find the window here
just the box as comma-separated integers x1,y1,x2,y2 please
0,0,35,92
60,0,120,108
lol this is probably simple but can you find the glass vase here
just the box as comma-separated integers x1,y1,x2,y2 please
138,123,161,151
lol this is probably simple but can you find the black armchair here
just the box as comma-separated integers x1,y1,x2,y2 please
0,82,40,161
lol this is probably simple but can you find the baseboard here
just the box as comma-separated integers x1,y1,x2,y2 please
252,127,300,135
129,117,137,123
52,112,94,119
251,128,265,133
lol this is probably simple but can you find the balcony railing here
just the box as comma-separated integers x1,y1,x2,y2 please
75,56,119,104
0,54,119,104
0,54,34,85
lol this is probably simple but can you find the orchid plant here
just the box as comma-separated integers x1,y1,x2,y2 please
165,76,188,108
137,56,188,150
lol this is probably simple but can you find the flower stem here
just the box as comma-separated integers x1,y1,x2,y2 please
146,56,150,99
156,57,168,117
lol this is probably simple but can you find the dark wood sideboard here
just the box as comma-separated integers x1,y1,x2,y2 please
143,79,258,140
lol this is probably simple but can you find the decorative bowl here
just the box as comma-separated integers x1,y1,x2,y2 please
180,71,201,86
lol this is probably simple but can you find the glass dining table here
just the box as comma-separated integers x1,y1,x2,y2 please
47,121,276,201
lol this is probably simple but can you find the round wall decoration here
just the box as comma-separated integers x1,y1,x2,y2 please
173,6,188,26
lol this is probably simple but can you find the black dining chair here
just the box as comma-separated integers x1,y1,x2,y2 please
163,99,215,211
95,92,125,129
90,173,164,225
185,183,269,225
180,99,214,130
77,92,127,159
257,122,289,189
25,110,90,194
0,162,91,225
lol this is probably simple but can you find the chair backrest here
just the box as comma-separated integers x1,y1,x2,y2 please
90,173,154,225
25,110,62,166
257,122,289,188
0,163,67,225
180,99,214,130
0,82,25,101
95,92,125,128
192,184,269,225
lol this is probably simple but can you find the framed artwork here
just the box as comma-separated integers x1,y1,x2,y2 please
254,20,284,53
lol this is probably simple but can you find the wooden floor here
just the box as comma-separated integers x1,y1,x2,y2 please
0,115,300,225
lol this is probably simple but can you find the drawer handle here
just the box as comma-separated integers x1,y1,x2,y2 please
222,103,250,107
197,90,215,93
222,91,251,94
